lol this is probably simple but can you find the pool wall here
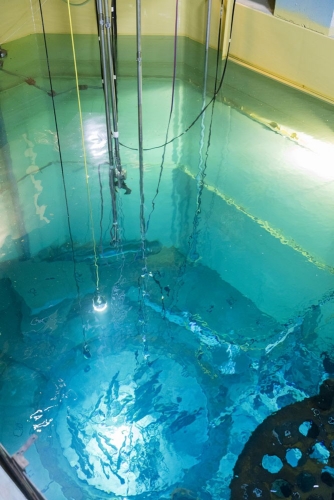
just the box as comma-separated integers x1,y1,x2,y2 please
1,0,334,101
1,28,334,325
1,3,334,329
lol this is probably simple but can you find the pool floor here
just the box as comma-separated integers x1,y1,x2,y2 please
0,242,331,499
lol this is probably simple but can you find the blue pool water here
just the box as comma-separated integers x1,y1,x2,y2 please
1,34,334,500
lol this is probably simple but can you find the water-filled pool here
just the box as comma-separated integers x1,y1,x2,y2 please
1,33,334,500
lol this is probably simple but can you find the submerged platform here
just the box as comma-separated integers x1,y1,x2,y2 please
230,379,334,499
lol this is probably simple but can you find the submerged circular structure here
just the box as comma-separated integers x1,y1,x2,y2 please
54,350,208,497
230,379,334,500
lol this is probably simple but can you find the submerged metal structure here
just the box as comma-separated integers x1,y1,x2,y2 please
95,0,126,243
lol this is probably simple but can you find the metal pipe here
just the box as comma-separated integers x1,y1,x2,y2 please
103,0,121,172
111,0,118,98
198,0,212,168
203,0,212,100
111,0,117,37
189,0,213,262
96,0,113,165
136,0,146,245
222,0,234,59
96,0,118,241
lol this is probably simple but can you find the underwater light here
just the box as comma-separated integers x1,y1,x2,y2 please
93,291,107,312
0,46,7,59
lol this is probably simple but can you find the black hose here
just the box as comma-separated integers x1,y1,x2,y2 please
146,0,179,231
37,0,86,346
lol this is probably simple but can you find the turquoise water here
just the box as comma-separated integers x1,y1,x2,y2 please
1,34,334,500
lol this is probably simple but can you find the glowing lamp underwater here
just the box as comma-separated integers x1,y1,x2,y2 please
93,290,107,312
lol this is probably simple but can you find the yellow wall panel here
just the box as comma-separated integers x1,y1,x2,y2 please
1,0,334,102
31,0,182,36
0,0,38,43
0,0,233,48
36,0,96,35
181,0,221,47
230,4,334,102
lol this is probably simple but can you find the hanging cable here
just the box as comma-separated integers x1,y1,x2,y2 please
119,0,236,154
169,0,236,312
37,0,88,350
61,0,91,5
190,0,226,250
146,0,179,231
136,0,146,257
189,0,213,261
67,0,106,317
188,95,217,260
135,0,151,360
190,0,223,259
97,163,104,255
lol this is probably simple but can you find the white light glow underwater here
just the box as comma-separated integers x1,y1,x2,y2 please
93,292,107,312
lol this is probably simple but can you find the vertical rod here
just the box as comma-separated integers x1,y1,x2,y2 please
96,0,118,242
222,0,234,59
198,0,212,170
190,0,213,261
136,0,146,249
111,0,117,39
111,0,118,96
104,0,121,172
203,0,212,101
96,0,113,165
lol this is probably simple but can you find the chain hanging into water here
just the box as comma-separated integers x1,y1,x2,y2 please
67,0,105,348
146,0,179,232
37,0,88,350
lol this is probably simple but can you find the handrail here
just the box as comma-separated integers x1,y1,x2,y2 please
0,438,47,500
